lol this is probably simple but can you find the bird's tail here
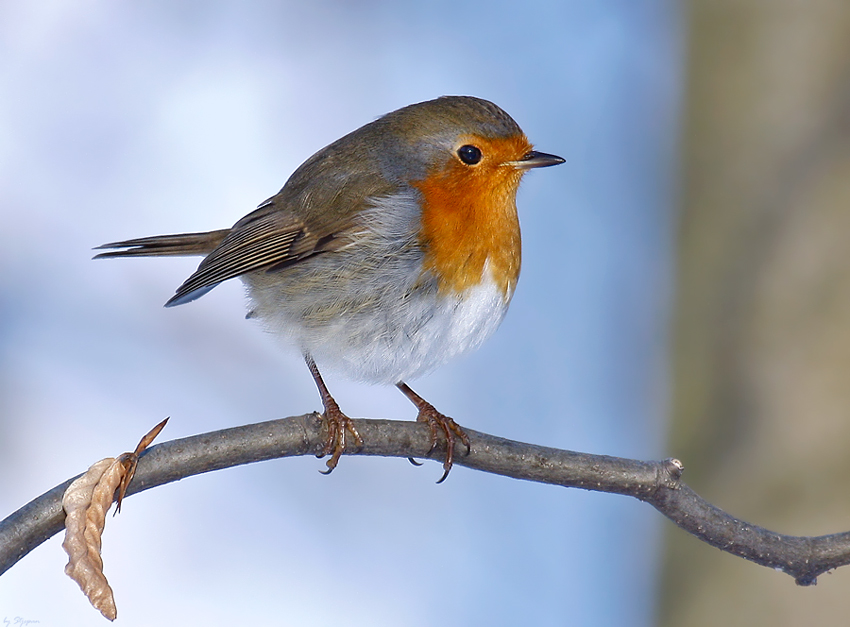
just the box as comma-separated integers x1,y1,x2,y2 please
93,230,230,259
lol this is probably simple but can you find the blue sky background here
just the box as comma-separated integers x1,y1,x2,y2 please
0,2,682,625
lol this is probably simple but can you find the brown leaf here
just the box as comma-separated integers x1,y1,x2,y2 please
115,417,169,512
61,418,169,620
62,458,125,620
134,416,169,455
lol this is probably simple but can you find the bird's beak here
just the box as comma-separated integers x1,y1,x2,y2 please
510,150,565,169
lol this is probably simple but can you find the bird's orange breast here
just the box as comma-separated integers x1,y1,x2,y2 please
412,134,531,300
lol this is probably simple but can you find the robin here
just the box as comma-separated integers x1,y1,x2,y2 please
96,95,563,482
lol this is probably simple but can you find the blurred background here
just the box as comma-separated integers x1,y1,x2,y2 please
1,1,848,626
662,2,850,625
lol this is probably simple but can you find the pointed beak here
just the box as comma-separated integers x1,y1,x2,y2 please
509,150,565,170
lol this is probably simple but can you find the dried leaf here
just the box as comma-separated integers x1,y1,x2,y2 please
134,417,169,455
62,458,125,620
115,417,169,512
61,419,168,620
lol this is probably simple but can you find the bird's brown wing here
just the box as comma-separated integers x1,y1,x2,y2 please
95,202,330,307
164,202,326,306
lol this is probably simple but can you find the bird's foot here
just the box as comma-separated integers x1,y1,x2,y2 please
317,396,363,474
397,382,470,483
305,353,363,474
416,403,471,483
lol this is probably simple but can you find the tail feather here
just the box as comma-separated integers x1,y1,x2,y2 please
93,230,230,259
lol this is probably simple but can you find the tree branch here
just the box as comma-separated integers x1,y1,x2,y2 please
2,413,848,585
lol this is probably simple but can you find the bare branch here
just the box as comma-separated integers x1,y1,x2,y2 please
2,413,849,585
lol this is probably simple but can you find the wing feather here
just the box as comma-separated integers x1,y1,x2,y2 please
166,210,308,306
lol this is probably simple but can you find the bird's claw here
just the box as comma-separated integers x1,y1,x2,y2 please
415,403,471,483
317,402,363,474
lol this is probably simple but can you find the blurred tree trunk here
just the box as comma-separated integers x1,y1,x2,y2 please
661,2,850,625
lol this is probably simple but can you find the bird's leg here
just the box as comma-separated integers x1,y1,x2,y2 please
396,382,471,483
305,354,363,473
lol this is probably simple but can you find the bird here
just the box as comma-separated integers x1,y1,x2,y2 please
95,95,564,482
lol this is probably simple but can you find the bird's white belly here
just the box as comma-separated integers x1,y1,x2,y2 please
321,272,508,383
248,265,510,384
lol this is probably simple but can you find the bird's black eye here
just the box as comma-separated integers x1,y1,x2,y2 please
457,144,482,165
